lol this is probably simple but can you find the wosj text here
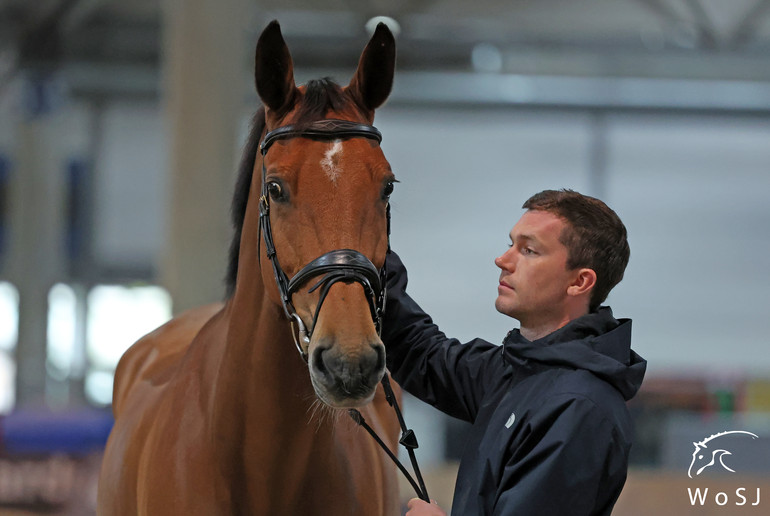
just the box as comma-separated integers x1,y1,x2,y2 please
688,487,760,506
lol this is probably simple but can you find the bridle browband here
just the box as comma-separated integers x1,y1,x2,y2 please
257,118,429,503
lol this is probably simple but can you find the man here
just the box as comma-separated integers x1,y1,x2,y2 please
382,189,647,515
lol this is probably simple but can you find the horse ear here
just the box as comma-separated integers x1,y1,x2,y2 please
347,22,396,114
255,20,297,114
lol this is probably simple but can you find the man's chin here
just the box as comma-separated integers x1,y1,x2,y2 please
495,298,519,319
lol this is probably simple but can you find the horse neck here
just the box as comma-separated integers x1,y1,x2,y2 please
213,176,326,462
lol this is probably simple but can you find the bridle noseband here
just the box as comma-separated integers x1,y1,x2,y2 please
258,119,387,360
257,117,430,503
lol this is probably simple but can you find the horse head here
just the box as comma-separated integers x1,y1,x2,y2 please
250,21,396,408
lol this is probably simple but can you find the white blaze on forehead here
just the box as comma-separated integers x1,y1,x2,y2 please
320,140,343,184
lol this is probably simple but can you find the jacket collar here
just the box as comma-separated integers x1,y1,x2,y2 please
502,307,647,400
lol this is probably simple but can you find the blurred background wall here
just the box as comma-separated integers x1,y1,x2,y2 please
0,0,769,514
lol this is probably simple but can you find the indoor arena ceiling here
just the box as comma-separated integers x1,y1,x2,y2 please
1,0,770,100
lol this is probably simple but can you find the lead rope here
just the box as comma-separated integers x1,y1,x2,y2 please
348,374,430,503
347,204,431,502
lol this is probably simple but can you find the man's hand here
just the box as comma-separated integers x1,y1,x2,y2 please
405,498,447,516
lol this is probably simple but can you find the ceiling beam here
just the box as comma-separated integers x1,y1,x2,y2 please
729,0,770,50
59,60,770,114
682,0,718,50
59,0,114,35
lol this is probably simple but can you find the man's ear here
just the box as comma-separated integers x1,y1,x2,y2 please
567,268,597,297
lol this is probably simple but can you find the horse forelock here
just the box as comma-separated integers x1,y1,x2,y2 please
225,78,369,298
294,78,366,127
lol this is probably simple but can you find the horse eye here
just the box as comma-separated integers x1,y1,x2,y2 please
382,181,395,200
267,181,284,201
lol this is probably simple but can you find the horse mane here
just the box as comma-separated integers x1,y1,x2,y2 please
225,78,361,298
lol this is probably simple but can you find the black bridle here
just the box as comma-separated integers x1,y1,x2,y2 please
258,119,386,358
258,118,429,502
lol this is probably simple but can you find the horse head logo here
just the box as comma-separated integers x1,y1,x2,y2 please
688,431,759,478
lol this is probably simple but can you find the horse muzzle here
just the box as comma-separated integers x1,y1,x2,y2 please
309,336,386,408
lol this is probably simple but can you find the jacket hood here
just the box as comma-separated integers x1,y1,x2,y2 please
502,306,647,400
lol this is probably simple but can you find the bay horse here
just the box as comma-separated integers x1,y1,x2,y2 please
98,21,404,515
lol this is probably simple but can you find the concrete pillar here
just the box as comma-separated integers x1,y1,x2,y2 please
7,75,68,407
160,0,247,313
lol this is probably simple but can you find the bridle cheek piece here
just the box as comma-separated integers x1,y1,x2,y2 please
258,119,388,360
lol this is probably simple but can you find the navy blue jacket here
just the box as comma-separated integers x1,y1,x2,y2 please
381,252,647,515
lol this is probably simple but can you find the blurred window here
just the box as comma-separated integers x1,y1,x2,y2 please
84,284,171,405
0,281,18,351
85,370,117,407
0,281,18,413
47,283,78,379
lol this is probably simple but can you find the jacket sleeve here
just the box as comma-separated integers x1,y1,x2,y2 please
493,394,629,516
381,251,504,422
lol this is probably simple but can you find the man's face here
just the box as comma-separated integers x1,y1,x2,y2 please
494,210,577,326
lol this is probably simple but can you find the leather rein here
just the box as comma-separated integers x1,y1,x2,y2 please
258,118,430,502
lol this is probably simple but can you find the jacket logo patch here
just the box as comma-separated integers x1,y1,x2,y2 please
505,412,516,429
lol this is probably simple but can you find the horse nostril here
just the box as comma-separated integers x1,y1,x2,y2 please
373,343,385,373
312,345,331,379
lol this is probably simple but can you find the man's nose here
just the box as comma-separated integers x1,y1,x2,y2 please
495,248,516,271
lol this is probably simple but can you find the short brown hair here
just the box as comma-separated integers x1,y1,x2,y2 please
522,189,629,311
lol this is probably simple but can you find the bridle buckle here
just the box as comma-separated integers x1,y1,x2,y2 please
290,313,310,360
